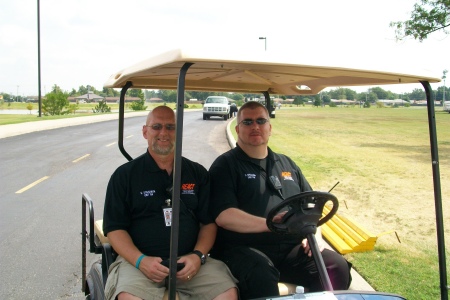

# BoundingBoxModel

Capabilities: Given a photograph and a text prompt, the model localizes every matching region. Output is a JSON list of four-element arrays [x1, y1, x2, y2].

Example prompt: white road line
[[126, 135, 133, 139], [106, 142, 116, 147], [15, 176, 50, 194], [73, 154, 90, 163]]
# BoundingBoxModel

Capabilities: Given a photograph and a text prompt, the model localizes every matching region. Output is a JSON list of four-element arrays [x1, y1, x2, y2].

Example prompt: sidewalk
[[0, 111, 149, 139]]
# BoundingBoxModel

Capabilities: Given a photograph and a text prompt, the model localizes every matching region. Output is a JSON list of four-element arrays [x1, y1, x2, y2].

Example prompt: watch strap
[[192, 250, 206, 264]]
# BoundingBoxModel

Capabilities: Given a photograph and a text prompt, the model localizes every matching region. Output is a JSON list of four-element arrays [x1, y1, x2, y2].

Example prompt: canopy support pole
[[119, 81, 133, 161], [421, 80, 448, 300], [168, 62, 193, 300]]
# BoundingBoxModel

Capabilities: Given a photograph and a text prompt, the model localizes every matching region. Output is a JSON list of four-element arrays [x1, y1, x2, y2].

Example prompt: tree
[[313, 96, 322, 107], [368, 92, 378, 102], [293, 96, 303, 106], [409, 88, 427, 100], [229, 93, 244, 101], [78, 85, 89, 95], [128, 88, 144, 100], [159, 90, 178, 103], [328, 88, 356, 100], [371, 87, 389, 100], [102, 87, 119, 97], [42, 85, 69, 115], [321, 94, 331, 104], [435, 86, 450, 101], [390, 0, 450, 41], [130, 99, 147, 111]]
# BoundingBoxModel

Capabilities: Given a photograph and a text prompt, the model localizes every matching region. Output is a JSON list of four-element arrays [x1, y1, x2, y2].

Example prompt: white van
[[203, 96, 230, 120]]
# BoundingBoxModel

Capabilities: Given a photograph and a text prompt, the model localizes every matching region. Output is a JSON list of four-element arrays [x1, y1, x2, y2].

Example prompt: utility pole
[[443, 69, 447, 106], [37, 0, 42, 117], [259, 37, 267, 51]]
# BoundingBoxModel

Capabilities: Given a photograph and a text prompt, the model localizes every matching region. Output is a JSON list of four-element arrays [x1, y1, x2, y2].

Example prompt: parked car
[[203, 96, 230, 120]]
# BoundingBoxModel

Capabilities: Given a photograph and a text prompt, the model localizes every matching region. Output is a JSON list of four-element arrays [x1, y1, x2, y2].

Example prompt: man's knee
[[322, 250, 352, 290], [223, 248, 280, 298], [117, 292, 141, 300]]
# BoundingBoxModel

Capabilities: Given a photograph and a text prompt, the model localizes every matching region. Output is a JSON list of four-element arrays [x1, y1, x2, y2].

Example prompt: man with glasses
[[209, 101, 351, 299], [103, 106, 237, 300]]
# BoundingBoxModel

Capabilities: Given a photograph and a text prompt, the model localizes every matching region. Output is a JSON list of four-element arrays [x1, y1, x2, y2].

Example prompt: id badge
[[163, 207, 172, 226]]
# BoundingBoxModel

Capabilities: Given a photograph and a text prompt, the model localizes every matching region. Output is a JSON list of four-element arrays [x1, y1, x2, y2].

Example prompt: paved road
[[0, 110, 230, 299]]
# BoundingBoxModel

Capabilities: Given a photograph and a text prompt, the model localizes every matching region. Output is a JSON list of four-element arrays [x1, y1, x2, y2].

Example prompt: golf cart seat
[[94, 220, 108, 245], [82, 194, 297, 299]]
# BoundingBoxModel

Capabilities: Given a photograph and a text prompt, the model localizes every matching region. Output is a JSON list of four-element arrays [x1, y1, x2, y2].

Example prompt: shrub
[[92, 100, 111, 113]]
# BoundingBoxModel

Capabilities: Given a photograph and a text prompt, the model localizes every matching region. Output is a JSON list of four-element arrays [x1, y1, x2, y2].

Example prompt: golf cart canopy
[[104, 49, 440, 94], [104, 49, 447, 300]]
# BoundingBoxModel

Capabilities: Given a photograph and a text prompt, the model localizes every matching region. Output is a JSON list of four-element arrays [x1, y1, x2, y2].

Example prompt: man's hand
[[138, 256, 169, 283], [272, 210, 288, 223], [175, 253, 201, 281], [301, 238, 325, 257]]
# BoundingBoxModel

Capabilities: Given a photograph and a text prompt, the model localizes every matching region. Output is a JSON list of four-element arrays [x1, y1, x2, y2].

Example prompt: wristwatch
[[192, 250, 206, 265]]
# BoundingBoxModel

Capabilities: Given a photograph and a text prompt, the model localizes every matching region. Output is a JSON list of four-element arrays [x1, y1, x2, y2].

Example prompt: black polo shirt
[[103, 151, 212, 258], [209, 144, 312, 251]]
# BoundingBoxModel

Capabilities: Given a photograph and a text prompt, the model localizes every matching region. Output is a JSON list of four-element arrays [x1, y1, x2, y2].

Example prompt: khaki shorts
[[105, 256, 238, 300]]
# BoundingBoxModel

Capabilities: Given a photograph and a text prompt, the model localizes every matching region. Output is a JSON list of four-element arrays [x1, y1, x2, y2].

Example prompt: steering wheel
[[266, 191, 339, 237]]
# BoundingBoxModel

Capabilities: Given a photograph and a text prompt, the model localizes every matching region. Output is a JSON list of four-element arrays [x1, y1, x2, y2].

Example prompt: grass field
[[233, 106, 449, 299], [2, 104, 449, 298]]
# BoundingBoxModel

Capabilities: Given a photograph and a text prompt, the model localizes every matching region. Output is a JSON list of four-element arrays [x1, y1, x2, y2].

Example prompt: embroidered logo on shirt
[[181, 183, 195, 195], [140, 190, 156, 197], [281, 171, 294, 181], [244, 173, 257, 179]]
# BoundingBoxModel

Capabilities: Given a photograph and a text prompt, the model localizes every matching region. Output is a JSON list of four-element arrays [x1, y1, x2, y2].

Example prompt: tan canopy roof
[[104, 49, 440, 95]]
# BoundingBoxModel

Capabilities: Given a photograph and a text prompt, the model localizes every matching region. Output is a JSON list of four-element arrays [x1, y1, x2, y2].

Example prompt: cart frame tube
[[422, 81, 449, 300], [167, 62, 194, 300], [119, 81, 133, 161]]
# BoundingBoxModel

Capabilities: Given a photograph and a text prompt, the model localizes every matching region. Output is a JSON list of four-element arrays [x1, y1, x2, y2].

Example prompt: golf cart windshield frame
[[107, 49, 447, 300]]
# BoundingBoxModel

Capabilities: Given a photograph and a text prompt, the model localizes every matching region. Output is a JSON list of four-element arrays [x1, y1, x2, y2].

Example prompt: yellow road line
[[16, 176, 50, 194], [73, 154, 90, 163], [106, 142, 116, 147]]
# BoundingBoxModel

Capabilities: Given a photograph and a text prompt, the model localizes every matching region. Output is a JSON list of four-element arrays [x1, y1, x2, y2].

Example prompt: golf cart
[[82, 49, 447, 299]]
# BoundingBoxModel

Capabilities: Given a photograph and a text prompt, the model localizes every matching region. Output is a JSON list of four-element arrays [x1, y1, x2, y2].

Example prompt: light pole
[[37, 0, 42, 117], [259, 37, 267, 51], [443, 69, 447, 106]]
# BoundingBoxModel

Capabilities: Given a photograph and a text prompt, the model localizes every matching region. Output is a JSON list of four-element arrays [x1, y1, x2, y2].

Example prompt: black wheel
[[266, 191, 338, 236], [85, 260, 106, 300], [203, 115, 207, 120], [224, 114, 228, 120]]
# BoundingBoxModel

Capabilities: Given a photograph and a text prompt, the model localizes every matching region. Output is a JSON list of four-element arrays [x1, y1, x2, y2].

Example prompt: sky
[[1, 0, 449, 97]]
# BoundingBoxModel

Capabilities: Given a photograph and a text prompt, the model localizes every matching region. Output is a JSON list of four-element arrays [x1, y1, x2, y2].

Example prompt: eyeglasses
[[146, 124, 176, 131], [238, 118, 269, 126]]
